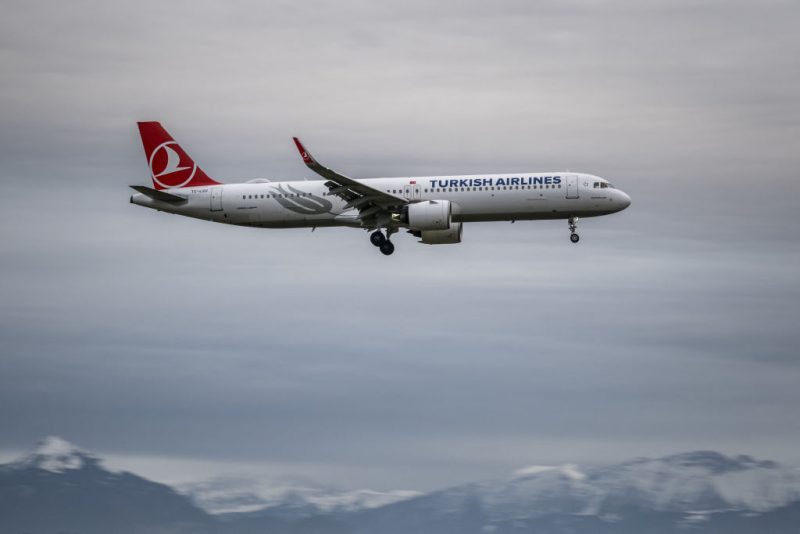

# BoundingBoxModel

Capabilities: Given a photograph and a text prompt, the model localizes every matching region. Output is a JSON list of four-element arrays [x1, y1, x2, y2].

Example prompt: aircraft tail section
[[137, 122, 221, 190]]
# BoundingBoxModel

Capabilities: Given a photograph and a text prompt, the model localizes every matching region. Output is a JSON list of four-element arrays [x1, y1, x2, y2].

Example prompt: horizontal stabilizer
[[129, 185, 187, 203]]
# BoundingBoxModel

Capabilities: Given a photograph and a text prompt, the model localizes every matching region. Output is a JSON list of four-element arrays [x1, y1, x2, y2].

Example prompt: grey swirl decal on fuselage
[[272, 184, 333, 215]]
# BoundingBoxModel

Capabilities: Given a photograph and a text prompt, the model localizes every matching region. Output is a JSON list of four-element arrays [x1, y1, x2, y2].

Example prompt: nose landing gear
[[568, 217, 580, 243], [370, 230, 396, 255]]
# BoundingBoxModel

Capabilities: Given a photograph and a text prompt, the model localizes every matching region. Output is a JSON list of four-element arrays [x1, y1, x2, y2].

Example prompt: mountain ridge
[[2, 437, 800, 533]]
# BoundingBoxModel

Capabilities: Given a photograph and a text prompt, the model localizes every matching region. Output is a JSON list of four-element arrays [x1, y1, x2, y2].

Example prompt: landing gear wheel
[[370, 231, 386, 247], [379, 241, 395, 256], [568, 217, 579, 243]]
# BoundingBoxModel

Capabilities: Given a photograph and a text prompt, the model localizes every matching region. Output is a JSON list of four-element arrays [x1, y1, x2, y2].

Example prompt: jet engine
[[405, 200, 452, 231], [420, 222, 463, 244]]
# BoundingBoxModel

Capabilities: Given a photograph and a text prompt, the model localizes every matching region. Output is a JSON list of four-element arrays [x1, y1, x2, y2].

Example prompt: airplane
[[130, 122, 631, 255]]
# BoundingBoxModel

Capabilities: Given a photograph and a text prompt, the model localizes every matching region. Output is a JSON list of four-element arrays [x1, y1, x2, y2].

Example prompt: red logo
[[149, 142, 197, 189]]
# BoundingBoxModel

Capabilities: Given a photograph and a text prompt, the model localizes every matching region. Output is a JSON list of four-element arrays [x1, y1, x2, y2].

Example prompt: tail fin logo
[[149, 142, 197, 189]]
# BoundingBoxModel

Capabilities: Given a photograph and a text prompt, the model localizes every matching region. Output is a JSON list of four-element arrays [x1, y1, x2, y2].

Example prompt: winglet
[[292, 137, 317, 166]]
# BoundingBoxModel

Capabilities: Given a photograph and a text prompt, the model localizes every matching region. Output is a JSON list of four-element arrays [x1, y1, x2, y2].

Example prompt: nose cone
[[618, 191, 631, 211]]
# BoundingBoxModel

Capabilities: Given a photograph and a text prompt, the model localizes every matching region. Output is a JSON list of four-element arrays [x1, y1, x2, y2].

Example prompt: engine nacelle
[[420, 222, 463, 244], [406, 200, 451, 231]]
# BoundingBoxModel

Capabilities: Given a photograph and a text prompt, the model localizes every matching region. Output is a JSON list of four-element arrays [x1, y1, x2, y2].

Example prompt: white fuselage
[[131, 172, 631, 229]]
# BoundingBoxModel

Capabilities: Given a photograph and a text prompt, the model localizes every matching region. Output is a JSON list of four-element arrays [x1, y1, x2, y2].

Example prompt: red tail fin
[[137, 122, 222, 190]]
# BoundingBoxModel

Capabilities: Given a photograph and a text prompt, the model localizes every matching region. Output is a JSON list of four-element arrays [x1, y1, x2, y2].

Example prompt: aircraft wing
[[292, 137, 407, 222]]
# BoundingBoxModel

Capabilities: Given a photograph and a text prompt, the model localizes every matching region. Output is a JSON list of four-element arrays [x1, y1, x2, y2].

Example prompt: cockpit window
[[594, 182, 600, 188]]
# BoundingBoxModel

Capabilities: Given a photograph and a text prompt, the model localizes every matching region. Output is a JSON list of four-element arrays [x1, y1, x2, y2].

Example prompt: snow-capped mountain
[[180, 450, 800, 533], [3, 438, 800, 533], [0, 437, 215, 534], [181, 476, 420, 516], [474, 451, 800, 519], [586, 451, 800, 514], [12, 435, 91, 472], [344, 451, 800, 534]]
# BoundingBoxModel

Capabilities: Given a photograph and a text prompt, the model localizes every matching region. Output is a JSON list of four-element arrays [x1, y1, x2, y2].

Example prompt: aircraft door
[[565, 175, 579, 199], [404, 183, 421, 201], [210, 186, 223, 211]]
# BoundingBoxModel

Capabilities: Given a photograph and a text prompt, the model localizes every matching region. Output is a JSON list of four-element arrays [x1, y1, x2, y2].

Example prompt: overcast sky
[[1, 0, 799, 492]]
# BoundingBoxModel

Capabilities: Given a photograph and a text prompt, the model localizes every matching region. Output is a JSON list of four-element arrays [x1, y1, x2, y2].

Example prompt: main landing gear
[[370, 230, 396, 256], [568, 217, 580, 243]]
